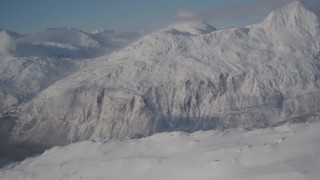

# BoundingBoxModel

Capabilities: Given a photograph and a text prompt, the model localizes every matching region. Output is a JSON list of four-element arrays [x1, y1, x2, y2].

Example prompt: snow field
[[1, 123, 320, 180]]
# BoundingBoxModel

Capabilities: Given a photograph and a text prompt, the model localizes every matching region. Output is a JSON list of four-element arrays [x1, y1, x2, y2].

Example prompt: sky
[[0, 0, 317, 34]]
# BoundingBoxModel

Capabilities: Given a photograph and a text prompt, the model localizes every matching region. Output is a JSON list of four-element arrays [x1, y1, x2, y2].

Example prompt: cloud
[[160, 9, 203, 28], [176, 10, 199, 19], [301, 0, 320, 7], [200, 0, 295, 20], [168, 0, 319, 29], [174, 9, 203, 23], [300, 0, 320, 16]]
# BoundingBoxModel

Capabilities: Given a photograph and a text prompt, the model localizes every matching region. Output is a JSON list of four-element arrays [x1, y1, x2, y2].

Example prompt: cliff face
[[7, 1, 320, 145]]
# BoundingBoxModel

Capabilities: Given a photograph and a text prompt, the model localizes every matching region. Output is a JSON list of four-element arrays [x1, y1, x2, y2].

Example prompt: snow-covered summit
[[19, 27, 101, 49], [165, 20, 217, 35], [3, 27, 141, 59], [91, 29, 115, 35], [252, 1, 319, 35]]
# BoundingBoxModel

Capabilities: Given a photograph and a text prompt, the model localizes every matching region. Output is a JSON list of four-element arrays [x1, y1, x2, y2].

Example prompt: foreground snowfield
[[1, 122, 320, 180]]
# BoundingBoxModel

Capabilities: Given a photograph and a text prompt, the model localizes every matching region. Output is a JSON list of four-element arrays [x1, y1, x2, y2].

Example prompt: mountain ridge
[[252, 0, 320, 36], [2, 1, 320, 147], [165, 20, 217, 35]]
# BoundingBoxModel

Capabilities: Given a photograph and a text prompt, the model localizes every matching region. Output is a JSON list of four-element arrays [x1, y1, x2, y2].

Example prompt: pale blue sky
[[0, 0, 295, 34]]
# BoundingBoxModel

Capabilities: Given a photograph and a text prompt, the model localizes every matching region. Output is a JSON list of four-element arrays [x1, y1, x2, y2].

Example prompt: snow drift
[[1, 123, 320, 180]]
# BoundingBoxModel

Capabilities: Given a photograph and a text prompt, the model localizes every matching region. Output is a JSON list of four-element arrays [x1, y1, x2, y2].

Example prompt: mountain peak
[[165, 20, 217, 35], [254, 1, 319, 34], [266, 0, 312, 20], [91, 29, 115, 35]]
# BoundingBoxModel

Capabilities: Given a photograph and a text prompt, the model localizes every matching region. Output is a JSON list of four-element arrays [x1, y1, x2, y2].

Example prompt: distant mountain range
[[0, 1, 319, 150]]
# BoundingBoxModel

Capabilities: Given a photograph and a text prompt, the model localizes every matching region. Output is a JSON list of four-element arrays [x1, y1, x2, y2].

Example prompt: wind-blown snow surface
[[1, 123, 320, 180], [7, 1, 320, 146]]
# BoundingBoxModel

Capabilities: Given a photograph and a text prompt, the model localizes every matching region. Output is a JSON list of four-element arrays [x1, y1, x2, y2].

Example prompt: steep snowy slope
[[0, 29, 102, 163], [0, 28, 80, 113], [0, 55, 79, 145], [0, 27, 140, 120], [0, 29, 90, 146], [7, 1, 320, 146], [0, 56, 77, 107], [1, 123, 320, 180], [0, 26, 141, 104]]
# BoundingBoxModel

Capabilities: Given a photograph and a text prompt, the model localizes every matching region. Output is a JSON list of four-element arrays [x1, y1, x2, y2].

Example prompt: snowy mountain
[[0, 28, 79, 114], [251, 0, 319, 38], [0, 27, 141, 149], [5, 1, 320, 147], [0, 27, 141, 109], [165, 20, 217, 35], [0, 28, 87, 113], [1, 123, 320, 180], [90, 29, 141, 56], [13, 28, 100, 58], [12, 27, 140, 58]]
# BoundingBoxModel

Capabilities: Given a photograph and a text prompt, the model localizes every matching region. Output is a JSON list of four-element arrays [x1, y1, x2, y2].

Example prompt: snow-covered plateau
[[0, 0, 320, 173], [1, 122, 320, 180]]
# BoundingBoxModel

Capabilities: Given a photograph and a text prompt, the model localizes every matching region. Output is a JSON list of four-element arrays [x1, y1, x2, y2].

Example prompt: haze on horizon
[[1, 0, 318, 34]]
